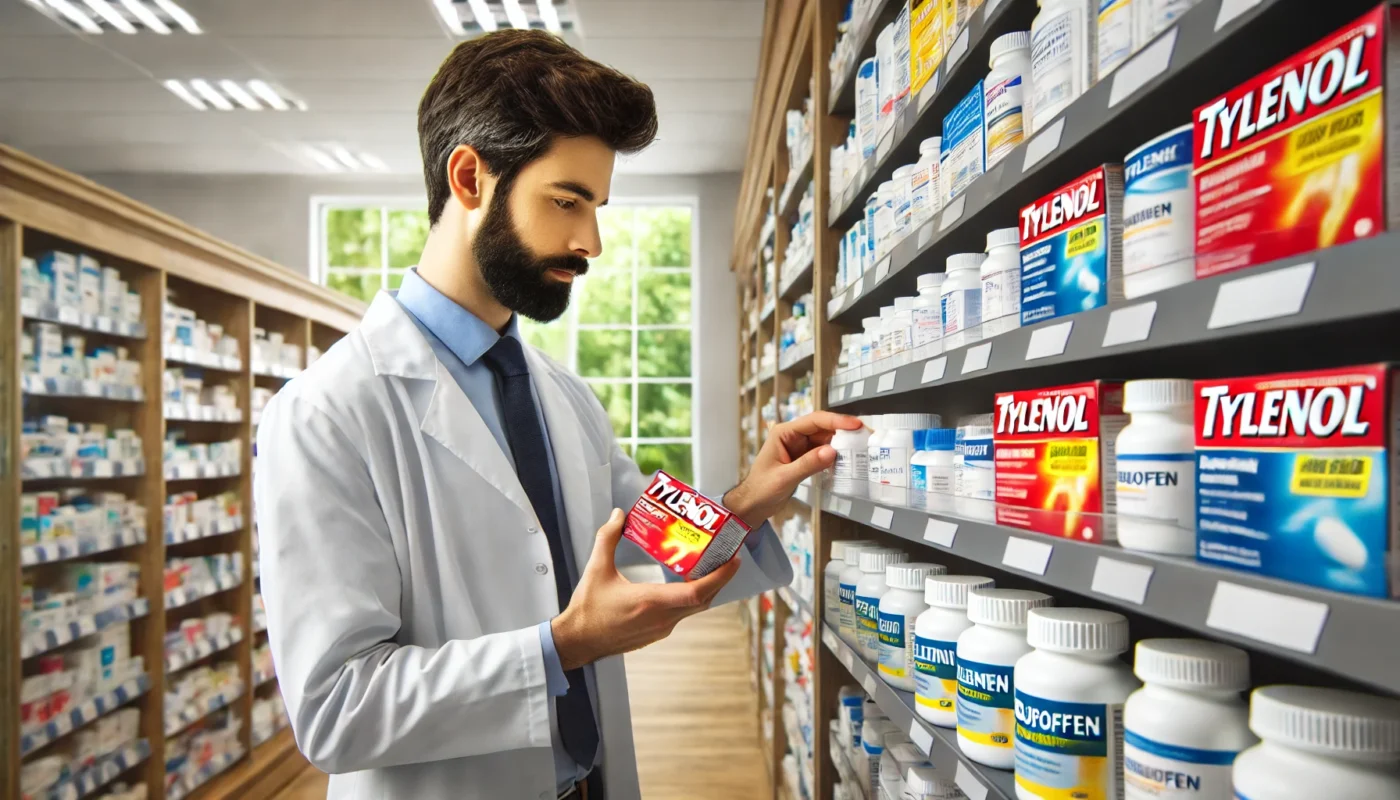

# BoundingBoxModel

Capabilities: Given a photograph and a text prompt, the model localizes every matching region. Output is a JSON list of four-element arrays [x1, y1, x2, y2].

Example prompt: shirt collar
[[394, 267, 520, 367]]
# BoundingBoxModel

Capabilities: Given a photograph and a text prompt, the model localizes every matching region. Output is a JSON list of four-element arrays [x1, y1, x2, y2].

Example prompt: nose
[[571, 214, 602, 259]]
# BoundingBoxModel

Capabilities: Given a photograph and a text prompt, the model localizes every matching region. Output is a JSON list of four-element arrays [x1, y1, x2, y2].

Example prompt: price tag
[[852, 280, 865, 299], [938, 195, 966, 231], [850, 380, 866, 397], [93, 461, 114, 478], [1216, 0, 1263, 31], [862, 673, 878, 694], [875, 257, 891, 283], [840, 648, 855, 671], [1207, 581, 1329, 654], [1022, 117, 1065, 172], [1102, 301, 1158, 347], [870, 507, 894, 529], [1001, 537, 1054, 575], [59, 306, 80, 324], [960, 343, 991, 374], [946, 27, 970, 67], [955, 762, 990, 800], [96, 316, 113, 333], [924, 518, 958, 548], [1024, 321, 1073, 361], [1091, 557, 1155, 605], [917, 72, 940, 112], [877, 131, 894, 163], [1207, 262, 1314, 330], [836, 498, 853, 516], [917, 222, 935, 250], [877, 372, 897, 393], [823, 628, 840, 651], [921, 357, 947, 384], [1109, 28, 1177, 108], [909, 719, 935, 755]]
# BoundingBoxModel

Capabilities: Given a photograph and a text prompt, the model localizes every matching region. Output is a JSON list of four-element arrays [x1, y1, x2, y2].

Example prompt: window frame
[[309, 195, 429, 288]]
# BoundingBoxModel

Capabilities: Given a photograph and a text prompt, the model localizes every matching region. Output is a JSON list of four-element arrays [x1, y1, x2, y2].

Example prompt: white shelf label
[[961, 343, 992, 374], [823, 628, 839, 651], [983, 0, 1007, 19], [862, 673, 878, 694], [1216, 0, 1263, 31], [1091, 557, 1155, 605], [850, 380, 866, 397], [1102, 301, 1158, 347], [870, 507, 894, 529], [1024, 321, 1073, 361], [946, 27, 970, 67], [877, 131, 894, 162], [1207, 262, 1314, 330], [840, 648, 855, 671], [852, 280, 866, 299], [917, 222, 935, 250], [1022, 117, 1065, 173], [954, 762, 990, 800], [834, 385, 847, 403], [918, 72, 940, 112], [1001, 537, 1053, 575], [1207, 581, 1329, 654], [909, 719, 935, 755], [875, 257, 891, 283], [924, 518, 958, 548], [836, 498, 853, 516], [1109, 28, 1177, 108], [939, 195, 966, 231], [921, 357, 947, 384], [877, 372, 897, 393]]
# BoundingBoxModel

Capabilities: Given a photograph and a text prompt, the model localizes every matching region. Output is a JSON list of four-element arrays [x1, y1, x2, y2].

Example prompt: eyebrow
[[550, 180, 607, 205]]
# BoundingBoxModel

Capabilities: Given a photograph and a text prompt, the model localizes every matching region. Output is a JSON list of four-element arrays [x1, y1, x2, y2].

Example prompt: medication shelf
[[1, 144, 362, 799]]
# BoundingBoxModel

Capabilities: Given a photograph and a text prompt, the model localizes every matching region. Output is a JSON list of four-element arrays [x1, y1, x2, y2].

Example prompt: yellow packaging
[[910, 0, 944, 95], [942, 0, 982, 56]]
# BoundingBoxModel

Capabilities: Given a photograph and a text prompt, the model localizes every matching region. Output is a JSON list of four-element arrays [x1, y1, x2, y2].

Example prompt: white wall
[[89, 170, 743, 492]]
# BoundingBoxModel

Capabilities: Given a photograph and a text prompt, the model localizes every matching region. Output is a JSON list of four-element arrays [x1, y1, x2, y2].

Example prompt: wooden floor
[[271, 606, 770, 799]]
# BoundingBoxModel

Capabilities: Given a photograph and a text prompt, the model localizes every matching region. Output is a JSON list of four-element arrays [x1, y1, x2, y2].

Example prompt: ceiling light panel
[[303, 144, 389, 174], [436, 1, 577, 37], [26, 0, 202, 34], [164, 80, 306, 112]]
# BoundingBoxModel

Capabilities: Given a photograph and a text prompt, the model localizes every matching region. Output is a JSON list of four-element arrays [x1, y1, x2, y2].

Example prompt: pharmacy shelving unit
[[2, 145, 364, 800], [731, 1, 1400, 799]]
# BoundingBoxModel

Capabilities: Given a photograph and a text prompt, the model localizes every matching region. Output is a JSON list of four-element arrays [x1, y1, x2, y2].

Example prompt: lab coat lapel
[[526, 348, 599, 569]]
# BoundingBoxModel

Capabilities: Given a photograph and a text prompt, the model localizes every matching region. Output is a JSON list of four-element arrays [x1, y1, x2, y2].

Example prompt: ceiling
[[0, 0, 762, 176]]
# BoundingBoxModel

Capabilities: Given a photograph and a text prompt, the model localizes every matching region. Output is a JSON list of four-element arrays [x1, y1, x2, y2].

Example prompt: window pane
[[637, 330, 690, 377], [593, 207, 635, 269], [388, 210, 431, 269], [634, 443, 693, 484], [387, 269, 407, 290], [577, 330, 631, 377], [587, 381, 631, 439], [326, 269, 383, 304], [638, 383, 691, 438], [519, 317, 570, 364], [325, 208, 382, 268], [634, 207, 692, 267], [576, 271, 631, 325], [637, 271, 691, 325]]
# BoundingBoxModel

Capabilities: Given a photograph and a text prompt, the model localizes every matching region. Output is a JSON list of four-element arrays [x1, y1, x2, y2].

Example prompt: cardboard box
[[622, 471, 751, 580], [1019, 165, 1124, 325], [993, 381, 1127, 542], [1193, 4, 1400, 277], [942, 79, 986, 201], [1195, 364, 1399, 597]]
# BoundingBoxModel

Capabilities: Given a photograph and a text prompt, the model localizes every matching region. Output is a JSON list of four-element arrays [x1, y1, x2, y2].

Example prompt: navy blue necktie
[[481, 335, 600, 771]]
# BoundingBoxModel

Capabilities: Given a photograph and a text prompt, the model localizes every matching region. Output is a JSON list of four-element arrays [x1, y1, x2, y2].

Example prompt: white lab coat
[[253, 293, 792, 800]]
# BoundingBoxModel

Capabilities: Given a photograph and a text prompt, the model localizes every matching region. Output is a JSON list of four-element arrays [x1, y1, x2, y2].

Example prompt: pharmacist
[[254, 29, 858, 800]]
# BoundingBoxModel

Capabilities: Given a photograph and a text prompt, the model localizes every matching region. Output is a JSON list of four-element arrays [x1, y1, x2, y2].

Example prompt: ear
[[446, 145, 488, 213]]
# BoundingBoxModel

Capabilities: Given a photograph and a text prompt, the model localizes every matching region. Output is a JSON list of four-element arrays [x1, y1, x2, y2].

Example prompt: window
[[315, 199, 697, 483]]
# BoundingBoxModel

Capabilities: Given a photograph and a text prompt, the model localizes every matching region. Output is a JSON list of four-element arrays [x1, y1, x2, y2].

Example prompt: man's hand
[[724, 410, 863, 528], [551, 508, 741, 671]]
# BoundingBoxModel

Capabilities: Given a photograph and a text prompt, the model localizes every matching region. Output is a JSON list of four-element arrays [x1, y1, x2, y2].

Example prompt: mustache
[[536, 254, 590, 277]]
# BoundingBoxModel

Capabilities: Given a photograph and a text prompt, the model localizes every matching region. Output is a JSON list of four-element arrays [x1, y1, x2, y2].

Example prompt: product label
[[877, 610, 911, 678], [914, 635, 959, 712], [1020, 165, 1123, 325], [941, 80, 986, 201], [856, 592, 882, 653], [1192, 7, 1389, 277], [1137, 0, 1194, 44], [835, 447, 870, 482], [839, 581, 859, 634], [1014, 691, 1123, 800], [913, 305, 944, 349], [943, 0, 969, 52], [985, 74, 1026, 167], [881, 446, 911, 487], [1098, 0, 1135, 78], [911, 163, 935, 222], [857, 59, 880, 157], [956, 435, 996, 500], [1031, 7, 1082, 130], [1124, 126, 1195, 277], [956, 658, 1015, 748], [1117, 452, 1196, 526], [623, 470, 750, 579], [911, 0, 944, 96], [942, 288, 982, 336], [825, 577, 840, 626], [913, 463, 929, 491], [982, 260, 1022, 324], [1124, 729, 1239, 799]]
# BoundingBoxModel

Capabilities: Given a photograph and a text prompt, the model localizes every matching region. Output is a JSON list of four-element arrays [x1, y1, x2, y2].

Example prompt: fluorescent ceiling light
[[80, 0, 136, 32], [537, 0, 561, 32], [247, 80, 290, 111], [501, 0, 529, 29], [303, 146, 343, 172], [218, 80, 262, 110], [163, 79, 206, 110], [357, 153, 389, 172], [118, 0, 168, 33], [431, 0, 461, 33], [466, 0, 497, 31], [330, 146, 362, 170], [188, 79, 233, 110], [43, 0, 103, 34], [150, 0, 198, 32]]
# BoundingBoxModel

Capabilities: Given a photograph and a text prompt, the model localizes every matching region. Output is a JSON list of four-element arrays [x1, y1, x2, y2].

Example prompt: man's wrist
[[723, 483, 765, 529], [550, 610, 591, 672]]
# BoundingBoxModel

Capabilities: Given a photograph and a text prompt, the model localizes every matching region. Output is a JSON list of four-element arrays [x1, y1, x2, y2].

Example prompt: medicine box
[[941, 79, 986, 201], [1195, 364, 1399, 598], [622, 471, 752, 580], [1193, 4, 1400, 277], [993, 381, 1127, 543], [1019, 165, 1124, 325], [909, 0, 943, 97]]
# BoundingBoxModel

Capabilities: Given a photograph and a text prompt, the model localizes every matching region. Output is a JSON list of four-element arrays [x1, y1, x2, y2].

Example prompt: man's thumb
[[589, 508, 626, 567], [782, 444, 838, 482]]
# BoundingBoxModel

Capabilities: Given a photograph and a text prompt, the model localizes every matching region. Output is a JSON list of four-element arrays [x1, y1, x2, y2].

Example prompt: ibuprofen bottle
[[956, 588, 1054, 769], [832, 419, 873, 494], [954, 413, 995, 521], [855, 548, 909, 661], [1116, 378, 1196, 556], [839, 544, 886, 646], [824, 540, 869, 628], [1013, 608, 1138, 800], [915, 575, 996, 727], [1124, 639, 1255, 800], [877, 562, 945, 691], [1233, 686, 1400, 799], [984, 31, 1031, 169]]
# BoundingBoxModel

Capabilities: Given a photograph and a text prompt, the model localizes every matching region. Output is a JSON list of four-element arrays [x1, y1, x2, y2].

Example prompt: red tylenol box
[[622, 471, 751, 580]]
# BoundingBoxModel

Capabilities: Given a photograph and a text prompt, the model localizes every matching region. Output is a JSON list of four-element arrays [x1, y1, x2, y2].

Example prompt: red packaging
[[1193, 4, 1400, 277], [622, 471, 752, 580], [993, 381, 1127, 543]]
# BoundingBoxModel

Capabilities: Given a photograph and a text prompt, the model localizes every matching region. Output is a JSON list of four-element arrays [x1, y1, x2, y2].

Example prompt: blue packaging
[[1018, 164, 1124, 326], [941, 80, 985, 202], [1122, 124, 1195, 297]]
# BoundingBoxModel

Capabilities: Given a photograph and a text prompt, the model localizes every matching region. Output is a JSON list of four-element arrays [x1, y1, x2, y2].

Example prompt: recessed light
[[188, 79, 234, 110], [117, 0, 168, 33], [163, 79, 206, 110], [537, 0, 561, 32], [218, 80, 263, 110], [164, 79, 305, 112], [466, 0, 497, 32], [80, 0, 135, 33], [303, 145, 343, 173], [330, 146, 362, 171], [501, 0, 528, 30], [302, 143, 389, 174], [431, 0, 461, 33], [42, 0, 103, 34], [150, 0, 198, 33], [357, 153, 390, 172], [247, 80, 290, 111]]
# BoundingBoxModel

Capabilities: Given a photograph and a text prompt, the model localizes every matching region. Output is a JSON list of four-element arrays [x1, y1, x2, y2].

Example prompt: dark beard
[[473, 184, 588, 322]]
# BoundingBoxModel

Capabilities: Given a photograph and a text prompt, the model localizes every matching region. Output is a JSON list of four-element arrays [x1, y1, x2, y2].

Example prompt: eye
[[553, 198, 576, 210]]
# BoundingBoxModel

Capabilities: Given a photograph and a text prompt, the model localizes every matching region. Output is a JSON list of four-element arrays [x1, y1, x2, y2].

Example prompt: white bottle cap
[[844, 542, 881, 566], [986, 227, 1020, 251], [925, 575, 996, 609], [885, 562, 945, 590], [1248, 686, 1400, 756], [895, 296, 916, 312], [917, 272, 947, 291], [946, 252, 986, 273], [989, 31, 1032, 65], [862, 718, 897, 748], [862, 316, 880, 332], [1134, 639, 1251, 692], [904, 413, 941, 429], [880, 305, 895, 319], [1026, 608, 1130, 654], [878, 180, 898, 197], [966, 588, 1053, 628], [919, 136, 941, 156], [905, 764, 957, 793], [859, 415, 877, 430], [859, 548, 908, 574], [829, 540, 867, 563], [893, 164, 916, 179], [1124, 378, 1194, 413]]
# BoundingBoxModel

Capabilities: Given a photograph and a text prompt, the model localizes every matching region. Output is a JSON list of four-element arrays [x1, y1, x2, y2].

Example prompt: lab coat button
[[535, 563, 549, 575], [527, 525, 538, 534]]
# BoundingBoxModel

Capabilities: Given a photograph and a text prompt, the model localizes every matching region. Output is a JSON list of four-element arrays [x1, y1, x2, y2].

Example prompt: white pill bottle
[[956, 588, 1054, 769], [1116, 378, 1196, 555], [914, 574, 996, 727], [1122, 124, 1196, 298], [910, 137, 944, 225], [941, 252, 985, 351], [855, 548, 909, 661], [980, 227, 1023, 338], [839, 544, 885, 646], [912, 273, 946, 360], [877, 562, 944, 691], [824, 540, 868, 628], [1013, 608, 1139, 800], [1030, 0, 1094, 134], [832, 420, 873, 494], [902, 765, 963, 799], [867, 414, 888, 486], [1123, 639, 1255, 800], [984, 31, 1031, 169], [1233, 686, 1400, 799]]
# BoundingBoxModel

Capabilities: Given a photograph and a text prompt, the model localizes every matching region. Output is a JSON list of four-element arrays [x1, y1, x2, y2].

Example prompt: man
[[254, 29, 859, 800]]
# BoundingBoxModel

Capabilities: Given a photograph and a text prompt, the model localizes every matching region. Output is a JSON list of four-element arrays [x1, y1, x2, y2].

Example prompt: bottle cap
[[986, 227, 1020, 251], [1124, 379, 1194, 413], [880, 305, 895, 319], [989, 31, 1032, 65], [1249, 686, 1400, 756], [886, 562, 945, 590], [925, 574, 996, 608], [844, 542, 881, 566], [946, 252, 986, 273], [893, 164, 916, 178], [862, 316, 880, 331], [917, 272, 947, 291], [919, 136, 941, 155], [905, 765, 958, 794], [1027, 608, 1130, 654], [958, 412, 993, 432], [922, 428, 956, 451], [895, 296, 916, 312], [829, 540, 868, 563], [859, 548, 908, 574], [878, 180, 898, 197], [966, 588, 1053, 628], [1134, 639, 1251, 691]]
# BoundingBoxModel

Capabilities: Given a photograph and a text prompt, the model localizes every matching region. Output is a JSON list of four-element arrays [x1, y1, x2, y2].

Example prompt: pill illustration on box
[[622, 471, 751, 580]]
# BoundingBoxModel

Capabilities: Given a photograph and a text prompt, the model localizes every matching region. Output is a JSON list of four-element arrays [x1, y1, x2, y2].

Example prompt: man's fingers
[[688, 558, 741, 606], [641, 557, 741, 611], [777, 444, 839, 483], [778, 411, 863, 439], [584, 508, 626, 577]]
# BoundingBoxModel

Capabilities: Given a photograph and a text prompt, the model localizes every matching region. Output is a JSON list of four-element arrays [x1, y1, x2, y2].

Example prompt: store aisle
[[272, 606, 768, 800]]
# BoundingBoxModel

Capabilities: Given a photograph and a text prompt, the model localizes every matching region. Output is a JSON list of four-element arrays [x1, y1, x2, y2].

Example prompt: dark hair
[[418, 29, 658, 224]]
